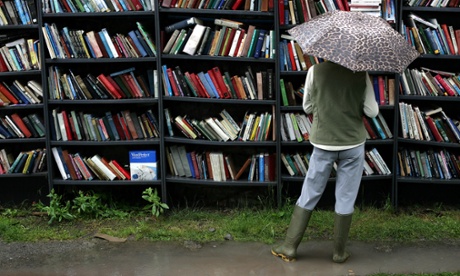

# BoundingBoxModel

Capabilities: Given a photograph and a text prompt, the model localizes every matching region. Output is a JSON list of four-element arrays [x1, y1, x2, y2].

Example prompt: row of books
[[403, 13, 460, 56], [399, 103, 460, 143], [371, 75, 395, 106], [279, 36, 320, 72], [161, 64, 274, 100], [50, 108, 160, 141], [0, 79, 42, 105], [160, 0, 271, 10], [281, 147, 391, 177], [405, 0, 460, 8], [43, 0, 155, 13], [0, 0, 37, 25], [42, 22, 157, 59], [400, 67, 460, 97], [166, 145, 275, 181], [363, 113, 394, 140], [52, 147, 130, 180], [0, 38, 40, 72], [0, 148, 46, 175], [164, 19, 274, 59], [0, 113, 45, 139], [48, 66, 158, 100], [165, 107, 274, 141], [397, 147, 460, 179]]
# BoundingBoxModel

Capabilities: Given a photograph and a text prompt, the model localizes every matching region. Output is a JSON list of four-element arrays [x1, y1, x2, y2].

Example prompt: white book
[[280, 153, 295, 176], [414, 106, 431, 141], [227, 29, 241, 57], [56, 112, 68, 141], [284, 113, 296, 141], [182, 24, 206, 56], [51, 147, 70, 180], [242, 113, 256, 141], [372, 148, 391, 175], [5, 115, 24, 138], [363, 159, 375, 176], [91, 155, 117, 180], [209, 152, 222, 181], [101, 28, 119, 58], [205, 117, 230, 141]]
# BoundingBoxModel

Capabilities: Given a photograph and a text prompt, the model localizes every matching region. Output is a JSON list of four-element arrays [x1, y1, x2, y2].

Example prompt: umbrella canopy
[[287, 11, 420, 73]]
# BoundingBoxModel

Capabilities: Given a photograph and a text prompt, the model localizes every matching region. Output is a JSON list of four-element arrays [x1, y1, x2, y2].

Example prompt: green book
[[246, 29, 260, 57], [280, 79, 289, 106]]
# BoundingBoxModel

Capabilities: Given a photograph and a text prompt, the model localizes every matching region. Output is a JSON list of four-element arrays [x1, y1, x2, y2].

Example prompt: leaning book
[[129, 150, 157, 180]]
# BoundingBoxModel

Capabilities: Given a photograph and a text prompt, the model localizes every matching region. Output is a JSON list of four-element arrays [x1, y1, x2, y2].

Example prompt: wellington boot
[[271, 205, 312, 262], [332, 213, 352, 263]]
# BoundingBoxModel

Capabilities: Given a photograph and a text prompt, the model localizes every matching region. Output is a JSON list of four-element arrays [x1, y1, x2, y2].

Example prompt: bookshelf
[[10, 0, 458, 209], [396, 2, 460, 208]]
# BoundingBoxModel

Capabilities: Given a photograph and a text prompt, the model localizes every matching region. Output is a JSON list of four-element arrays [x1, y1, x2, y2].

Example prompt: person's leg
[[272, 147, 336, 262], [332, 145, 365, 263]]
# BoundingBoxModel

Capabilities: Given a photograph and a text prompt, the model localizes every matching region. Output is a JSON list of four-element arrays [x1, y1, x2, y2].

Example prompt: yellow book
[[22, 151, 34, 174], [77, 30, 91, 58], [249, 115, 261, 141]]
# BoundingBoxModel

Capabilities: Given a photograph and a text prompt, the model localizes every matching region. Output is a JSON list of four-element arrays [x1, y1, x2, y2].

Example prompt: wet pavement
[[0, 240, 459, 276]]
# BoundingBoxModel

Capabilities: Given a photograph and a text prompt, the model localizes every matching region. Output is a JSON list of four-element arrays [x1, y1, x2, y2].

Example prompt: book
[[164, 17, 203, 33], [129, 150, 157, 180]]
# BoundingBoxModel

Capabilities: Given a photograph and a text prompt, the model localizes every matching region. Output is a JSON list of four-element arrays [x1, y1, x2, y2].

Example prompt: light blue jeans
[[296, 144, 365, 215]]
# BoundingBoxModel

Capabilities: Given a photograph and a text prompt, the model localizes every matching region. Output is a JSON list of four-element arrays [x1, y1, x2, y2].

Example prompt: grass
[[1, 203, 459, 244]]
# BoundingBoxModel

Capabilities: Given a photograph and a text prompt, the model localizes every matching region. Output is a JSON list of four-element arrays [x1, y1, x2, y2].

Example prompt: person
[[271, 61, 379, 263]]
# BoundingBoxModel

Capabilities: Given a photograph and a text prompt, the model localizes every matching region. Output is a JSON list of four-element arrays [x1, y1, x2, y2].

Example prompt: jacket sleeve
[[363, 72, 379, 118]]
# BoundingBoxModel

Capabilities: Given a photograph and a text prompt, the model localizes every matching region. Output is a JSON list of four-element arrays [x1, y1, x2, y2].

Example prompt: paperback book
[[129, 150, 157, 180]]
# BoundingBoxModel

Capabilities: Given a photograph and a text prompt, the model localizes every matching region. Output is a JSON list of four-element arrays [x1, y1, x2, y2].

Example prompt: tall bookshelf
[[9, 0, 457, 209], [395, 2, 460, 208]]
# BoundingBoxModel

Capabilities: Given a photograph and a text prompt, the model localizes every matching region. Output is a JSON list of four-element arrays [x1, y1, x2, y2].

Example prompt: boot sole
[[271, 249, 296, 262]]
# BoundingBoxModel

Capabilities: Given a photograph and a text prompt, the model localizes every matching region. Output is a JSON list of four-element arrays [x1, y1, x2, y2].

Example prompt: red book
[[211, 67, 231, 98], [441, 24, 455, 55], [121, 110, 139, 139], [192, 73, 211, 98], [122, 74, 142, 98], [425, 115, 443, 142], [10, 113, 32, 138], [110, 159, 131, 180], [222, 28, 236, 56], [335, 0, 345, 10], [62, 150, 78, 180], [112, 113, 126, 140], [231, 29, 245, 57], [342, 0, 350, 11], [190, 151, 200, 179], [167, 68, 181, 96], [0, 82, 19, 104], [68, 114, 78, 140], [0, 54, 9, 72], [363, 116, 377, 140], [110, 37, 124, 58], [61, 110, 73, 141], [207, 69, 226, 98], [278, 0, 284, 25], [286, 42, 297, 71], [129, 0, 144, 10], [455, 30, 460, 55], [187, 72, 204, 97], [298, 0, 308, 21], [434, 74, 456, 96], [97, 74, 123, 99], [231, 0, 244, 9], [105, 75, 126, 98], [117, 113, 132, 140], [378, 76, 386, 105]]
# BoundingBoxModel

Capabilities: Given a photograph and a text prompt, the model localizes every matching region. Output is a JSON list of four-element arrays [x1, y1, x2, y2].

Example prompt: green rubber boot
[[332, 213, 353, 263], [271, 205, 312, 262]]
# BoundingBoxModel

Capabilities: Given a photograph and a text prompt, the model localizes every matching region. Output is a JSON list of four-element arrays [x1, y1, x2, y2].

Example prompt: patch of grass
[[1, 204, 460, 245]]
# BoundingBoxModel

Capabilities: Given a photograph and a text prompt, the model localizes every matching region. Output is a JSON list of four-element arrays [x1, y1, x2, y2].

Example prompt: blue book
[[423, 28, 440, 55], [431, 30, 445, 55], [253, 29, 266, 59], [161, 65, 173, 96], [0, 123, 13, 138], [186, 152, 195, 179], [258, 153, 264, 182], [129, 150, 157, 180], [204, 72, 220, 98], [66, 75, 79, 99], [97, 31, 113, 58], [279, 40, 285, 71], [9, 83, 30, 104], [197, 72, 216, 98], [110, 67, 136, 77], [14, 0, 28, 24], [371, 117, 387, 139], [83, 36, 97, 58], [128, 30, 148, 57]]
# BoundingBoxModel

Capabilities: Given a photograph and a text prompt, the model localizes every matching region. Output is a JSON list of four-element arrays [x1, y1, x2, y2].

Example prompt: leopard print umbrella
[[287, 10, 420, 73]]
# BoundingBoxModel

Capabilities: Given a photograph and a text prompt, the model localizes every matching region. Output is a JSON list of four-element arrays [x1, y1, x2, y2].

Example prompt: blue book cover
[[258, 153, 264, 182], [161, 65, 173, 96], [9, 83, 29, 104], [129, 150, 157, 180], [204, 72, 220, 99], [186, 152, 195, 178], [253, 29, 266, 59], [128, 30, 148, 57], [97, 31, 113, 58]]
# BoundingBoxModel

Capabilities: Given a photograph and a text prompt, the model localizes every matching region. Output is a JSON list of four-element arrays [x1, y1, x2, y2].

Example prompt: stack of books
[[400, 67, 460, 97], [0, 38, 40, 72], [0, 0, 37, 25], [50, 109, 160, 141], [0, 113, 45, 139], [280, 112, 311, 142], [1, 148, 46, 174], [52, 147, 131, 180], [0, 80, 42, 105], [42, 22, 156, 59], [161, 64, 273, 100]]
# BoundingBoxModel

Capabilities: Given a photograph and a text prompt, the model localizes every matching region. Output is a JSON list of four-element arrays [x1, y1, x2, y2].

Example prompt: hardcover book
[[129, 150, 157, 180]]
